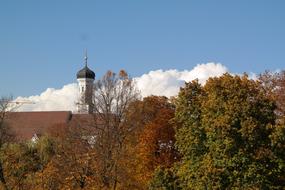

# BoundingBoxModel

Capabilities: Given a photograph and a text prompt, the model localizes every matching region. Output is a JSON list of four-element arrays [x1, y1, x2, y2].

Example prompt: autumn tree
[[174, 74, 284, 189], [0, 97, 16, 190], [1, 123, 95, 190], [259, 70, 285, 187], [90, 70, 140, 189], [30, 70, 140, 190], [123, 96, 178, 188], [276, 71, 285, 118], [259, 70, 285, 120], [1, 143, 39, 190], [39, 124, 95, 190], [32, 135, 58, 190]]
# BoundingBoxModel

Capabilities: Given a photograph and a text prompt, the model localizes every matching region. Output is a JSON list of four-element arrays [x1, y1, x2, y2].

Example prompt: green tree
[[0, 135, 57, 190], [149, 167, 181, 190], [1, 142, 40, 190], [175, 74, 284, 189]]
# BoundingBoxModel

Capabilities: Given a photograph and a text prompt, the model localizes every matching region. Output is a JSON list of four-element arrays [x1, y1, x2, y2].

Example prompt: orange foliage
[[123, 96, 178, 188]]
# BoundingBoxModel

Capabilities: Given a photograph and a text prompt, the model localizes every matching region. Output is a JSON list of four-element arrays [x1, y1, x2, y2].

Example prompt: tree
[[129, 96, 178, 188], [174, 74, 284, 189], [41, 124, 95, 189], [149, 167, 181, 190], [90, 70, 140, 189], [32, 135, 57, 189], [1, 142, 40, 190], [259, 70, 285, 120], [0, 97, 15, 190]]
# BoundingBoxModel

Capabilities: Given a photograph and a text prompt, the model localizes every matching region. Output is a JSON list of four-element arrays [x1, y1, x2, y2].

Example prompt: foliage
[[137, 97, 177, 182], [259, 70, 285, 120], [0, 96, 16, 190], [43, 125, 95, 189], [1, 71, 285, 189], [90, 70, 140, 189], [122, 96, 178, 189], [174, 73, 284, 189], [149, 167, 181, 190], [0, 135, 56, 190]]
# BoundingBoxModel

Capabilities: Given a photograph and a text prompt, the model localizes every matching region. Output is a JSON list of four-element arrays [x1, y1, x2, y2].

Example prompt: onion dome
[[77, 65, 95, 79], [76, 51, 95, 79]]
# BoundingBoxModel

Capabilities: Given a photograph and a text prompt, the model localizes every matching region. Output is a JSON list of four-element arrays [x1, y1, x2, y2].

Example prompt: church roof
[[76, 65, 95, 79], [77, 52, 95, 79], [4, 111, 103, 140], [5, 111, 73, 140]]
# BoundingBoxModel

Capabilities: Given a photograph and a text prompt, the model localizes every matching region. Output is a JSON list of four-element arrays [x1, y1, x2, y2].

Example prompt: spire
[[77, 50, 95, 79], [84, 49, 88, 66]]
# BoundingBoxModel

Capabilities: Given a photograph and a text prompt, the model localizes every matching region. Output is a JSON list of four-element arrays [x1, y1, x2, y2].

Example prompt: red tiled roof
[[71, 114, 96, 127], [5, 111, 72, 140]]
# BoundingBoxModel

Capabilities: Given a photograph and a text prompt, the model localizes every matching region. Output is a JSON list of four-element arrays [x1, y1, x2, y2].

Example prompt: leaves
[[174, 73, 284, 189], [0, 71, 285, 189]]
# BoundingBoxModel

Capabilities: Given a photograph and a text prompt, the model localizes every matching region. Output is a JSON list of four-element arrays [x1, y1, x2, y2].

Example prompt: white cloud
[[15, 63, 228, 112], [15, 83, 79, 112], [135, 62, 228, 97]]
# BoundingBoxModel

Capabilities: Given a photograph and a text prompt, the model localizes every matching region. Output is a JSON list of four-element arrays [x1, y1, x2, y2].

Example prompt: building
[[76, 52, 95, 114], [4, 53, 96, 140]]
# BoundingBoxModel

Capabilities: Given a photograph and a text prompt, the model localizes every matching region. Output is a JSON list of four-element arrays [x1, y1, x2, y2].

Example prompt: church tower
[[76, 52, 95, 114]]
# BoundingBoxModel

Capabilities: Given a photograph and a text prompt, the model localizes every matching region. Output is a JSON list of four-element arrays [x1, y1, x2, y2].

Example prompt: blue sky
[[0, 0, 284, 97]]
